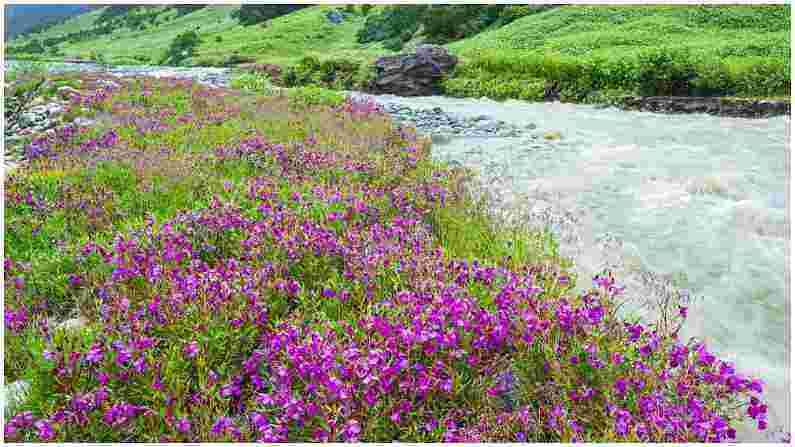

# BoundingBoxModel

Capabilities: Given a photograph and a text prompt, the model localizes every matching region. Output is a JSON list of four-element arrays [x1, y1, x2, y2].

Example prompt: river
[[361, 94, 790, 441], [5, 61, 791, 440]]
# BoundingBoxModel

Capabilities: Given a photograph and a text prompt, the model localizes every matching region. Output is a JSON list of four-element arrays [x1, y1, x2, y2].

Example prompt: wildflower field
[[3, 73, 772, 442]]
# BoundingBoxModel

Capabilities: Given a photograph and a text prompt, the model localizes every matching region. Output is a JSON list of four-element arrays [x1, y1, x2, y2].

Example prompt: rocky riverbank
[[381, 101, 533, 139], [617, 95, 791, 118]]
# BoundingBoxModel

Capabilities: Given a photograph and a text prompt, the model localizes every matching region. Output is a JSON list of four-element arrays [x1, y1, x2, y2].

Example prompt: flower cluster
[[4, 74, 780, 443]]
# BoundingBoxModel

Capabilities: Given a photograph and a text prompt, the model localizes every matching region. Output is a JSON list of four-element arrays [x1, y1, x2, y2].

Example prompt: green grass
[[446, 5, 790, 100], [8, 6, 394, 67], [449, 6, 789, 57]]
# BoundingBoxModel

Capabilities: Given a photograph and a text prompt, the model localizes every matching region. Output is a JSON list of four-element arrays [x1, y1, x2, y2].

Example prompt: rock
[[4, 380, 30, 418], [97, 79, 120, 89], [55, 317, 88, 332], [74, 117, 96, 127], [57, 86, 81, 100], [431, 134, 452, 145], [327, 10, 345, 24], [474, 114, 491, 121], [29, 103, 65, 117], [371, 45, 458, 96], [543, 131, 562, 141], [476, 120, 497, 131], [525, 123, 537, 130], [498, 129, 520, 138]]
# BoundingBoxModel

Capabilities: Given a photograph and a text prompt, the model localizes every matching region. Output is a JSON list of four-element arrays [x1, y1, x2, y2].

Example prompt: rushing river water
[[5, 61, 791, 440], [360, 94, 790, 440]]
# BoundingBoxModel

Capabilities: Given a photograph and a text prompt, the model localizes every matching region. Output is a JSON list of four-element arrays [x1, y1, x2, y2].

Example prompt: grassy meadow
[[7, 6, 394, 67]]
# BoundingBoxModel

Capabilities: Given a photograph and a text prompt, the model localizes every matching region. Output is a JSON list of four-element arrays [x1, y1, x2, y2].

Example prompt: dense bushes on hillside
[[449, 47, 790, 101], [280, 56, 368, 91], [232, 5, 311, 26], [170, 6, 206, 17], [356, 5, 425, 50], [160, 30, 202, 66], [357, 5, 556, 50], [8, 39, 46, 55]]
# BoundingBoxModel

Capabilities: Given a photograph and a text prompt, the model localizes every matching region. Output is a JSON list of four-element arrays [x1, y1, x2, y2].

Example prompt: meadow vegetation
[[3, 68, 774, 442], [446, 5, 790, 100], [6, 5, 789, 102]]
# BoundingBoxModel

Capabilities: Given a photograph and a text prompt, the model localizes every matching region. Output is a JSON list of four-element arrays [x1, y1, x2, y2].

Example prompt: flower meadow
[[3, 73, 774, 442]]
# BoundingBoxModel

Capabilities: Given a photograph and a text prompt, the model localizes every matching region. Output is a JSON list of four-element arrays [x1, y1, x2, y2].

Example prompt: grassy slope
[[440, 5, 791, 100], [449, 5, 789, 59], [10, 6, 393, 66]]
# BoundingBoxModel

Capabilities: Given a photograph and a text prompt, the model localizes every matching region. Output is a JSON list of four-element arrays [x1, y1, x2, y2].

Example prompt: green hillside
[[6, 5, 791, 100], [445, 5, 790, 100], [6, 6, 393, 66]]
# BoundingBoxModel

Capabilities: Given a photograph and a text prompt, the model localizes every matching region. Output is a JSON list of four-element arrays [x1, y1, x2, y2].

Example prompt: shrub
[[634, 47, 696, 96], [160, 30, 201, 66], [419, 5, 502, 42], [286, 85, 346, 109], [230, 72, 275, 94], [280, 57, 363, 90], [443, 77, 546, 101], [8, 39, 45, 54]]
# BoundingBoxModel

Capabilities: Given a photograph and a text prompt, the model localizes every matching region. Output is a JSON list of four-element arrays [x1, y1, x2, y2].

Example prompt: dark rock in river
[[371, 45, 458, 97]]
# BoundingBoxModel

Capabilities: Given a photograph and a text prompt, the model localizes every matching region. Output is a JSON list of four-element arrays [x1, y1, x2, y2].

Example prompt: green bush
[[160, 30, 201, 66], [635, 47, 696, 95], [443, 77, 546, 101], [285, 85, 346, 109], [281, 56, 363, 90], [356, 6, 425, 45], [231, 72, 275, 94]]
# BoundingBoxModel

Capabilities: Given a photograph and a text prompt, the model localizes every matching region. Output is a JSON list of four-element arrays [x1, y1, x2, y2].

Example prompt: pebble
[[74, 117, 96, 127], [380, 101, 531, 139], [543, 131, 562, 141]]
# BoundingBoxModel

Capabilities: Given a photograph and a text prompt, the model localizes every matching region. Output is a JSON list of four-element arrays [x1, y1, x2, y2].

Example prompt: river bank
[[7, 59, 791, 120]]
